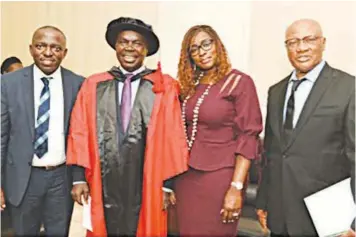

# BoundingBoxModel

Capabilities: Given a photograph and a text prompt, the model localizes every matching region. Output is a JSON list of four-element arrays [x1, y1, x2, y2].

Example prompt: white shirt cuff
[[162, 187, 173, 193], [73, 181, 86, 185]]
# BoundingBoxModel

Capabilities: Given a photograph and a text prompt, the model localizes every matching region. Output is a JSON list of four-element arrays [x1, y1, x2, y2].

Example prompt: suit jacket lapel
[[284, 63, 334, 150], [61, 68, 73, 134], [22, 65, 35, 139], [273, 77, 289, 145]]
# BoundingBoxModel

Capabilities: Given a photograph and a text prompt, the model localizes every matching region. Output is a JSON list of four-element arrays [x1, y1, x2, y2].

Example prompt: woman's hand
[[220, 187, 243, 223]]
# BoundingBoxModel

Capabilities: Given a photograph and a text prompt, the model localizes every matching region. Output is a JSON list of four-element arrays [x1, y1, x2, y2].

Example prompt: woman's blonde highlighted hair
[[177, 25, 231, 98]]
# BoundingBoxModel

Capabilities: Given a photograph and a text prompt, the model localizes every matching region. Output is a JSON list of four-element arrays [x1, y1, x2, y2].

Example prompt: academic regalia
[[66, 65, 188, 237]]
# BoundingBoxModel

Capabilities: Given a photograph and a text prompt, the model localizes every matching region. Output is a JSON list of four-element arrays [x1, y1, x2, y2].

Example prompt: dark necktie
[[34, 77, 51, 158], [121, 73, 134, 132], [284, 78, 306, 130]]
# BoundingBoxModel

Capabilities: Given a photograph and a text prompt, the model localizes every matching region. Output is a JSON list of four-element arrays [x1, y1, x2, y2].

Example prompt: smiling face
[[285, 19, 325, 78], [29, 28, 67, 75], [115, 30, 148, 72], [189, 31, 217, 71]]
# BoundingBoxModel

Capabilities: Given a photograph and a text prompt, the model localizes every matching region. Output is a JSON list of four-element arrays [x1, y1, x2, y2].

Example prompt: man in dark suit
[[255, 19, 355, 237], [1, 25, 84, 236]]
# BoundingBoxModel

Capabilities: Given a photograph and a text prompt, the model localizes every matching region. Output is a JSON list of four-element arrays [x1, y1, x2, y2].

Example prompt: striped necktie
[[34, 77, 51, 158]]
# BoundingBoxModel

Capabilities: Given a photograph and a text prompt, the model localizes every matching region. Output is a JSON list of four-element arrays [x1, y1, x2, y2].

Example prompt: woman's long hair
[[177, 25, 231, 99]]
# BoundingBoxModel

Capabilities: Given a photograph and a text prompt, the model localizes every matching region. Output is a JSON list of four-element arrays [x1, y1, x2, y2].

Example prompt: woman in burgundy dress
[[172, 25, 263, 237]]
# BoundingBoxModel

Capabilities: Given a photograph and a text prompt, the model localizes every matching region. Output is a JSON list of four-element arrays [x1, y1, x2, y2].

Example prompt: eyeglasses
[[189, 39, 214, 56], [285, 36, 323, 49]]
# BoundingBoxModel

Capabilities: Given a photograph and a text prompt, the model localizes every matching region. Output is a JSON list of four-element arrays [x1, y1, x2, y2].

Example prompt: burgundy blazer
[[184, 69, 263, 171]]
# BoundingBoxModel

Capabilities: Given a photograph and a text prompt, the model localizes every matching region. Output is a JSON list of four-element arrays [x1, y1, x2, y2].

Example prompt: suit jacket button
[[28, 161, 32, 166], [283, 155, 287, 158]]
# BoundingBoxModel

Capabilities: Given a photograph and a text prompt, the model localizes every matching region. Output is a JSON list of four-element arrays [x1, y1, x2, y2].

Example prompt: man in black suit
[[255, 19, 355, 237], [1, 25, 84, 236]]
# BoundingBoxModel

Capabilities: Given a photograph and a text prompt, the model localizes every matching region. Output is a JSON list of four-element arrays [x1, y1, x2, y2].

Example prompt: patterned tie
[[121, 73, 134, 132], [34, 77, 51, 158], [284, 78, 306, 130]]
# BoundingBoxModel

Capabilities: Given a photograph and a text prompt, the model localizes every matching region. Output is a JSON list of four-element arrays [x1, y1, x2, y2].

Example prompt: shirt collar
[[33, 64, 61, 80], [289, 60, 326, 83], [120, 65, 146, 76]]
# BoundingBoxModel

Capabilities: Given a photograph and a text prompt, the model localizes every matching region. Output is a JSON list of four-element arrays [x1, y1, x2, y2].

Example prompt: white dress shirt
[[32, 65, 66, 167], [283, 60, 326, 128]]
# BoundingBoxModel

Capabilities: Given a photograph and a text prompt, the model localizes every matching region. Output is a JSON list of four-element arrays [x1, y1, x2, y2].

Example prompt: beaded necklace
[[181, 73, 213, 151]]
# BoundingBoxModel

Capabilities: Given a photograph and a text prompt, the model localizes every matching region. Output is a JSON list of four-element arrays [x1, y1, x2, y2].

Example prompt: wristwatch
[[231, 181, 244, 190]]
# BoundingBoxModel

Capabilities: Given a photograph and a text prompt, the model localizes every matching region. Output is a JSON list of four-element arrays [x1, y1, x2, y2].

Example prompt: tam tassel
[[152, 61, 165, 93]]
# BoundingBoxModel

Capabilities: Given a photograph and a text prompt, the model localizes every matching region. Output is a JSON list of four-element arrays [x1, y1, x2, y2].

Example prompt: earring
[[193, 64, 196, 71]]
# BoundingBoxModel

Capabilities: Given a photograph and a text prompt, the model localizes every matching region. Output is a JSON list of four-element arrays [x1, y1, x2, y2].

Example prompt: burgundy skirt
[[175, 167, 238, 237]]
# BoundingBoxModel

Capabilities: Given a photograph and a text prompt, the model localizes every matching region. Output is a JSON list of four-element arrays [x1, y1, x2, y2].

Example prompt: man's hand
[[163, 191, 170, 210], [1, 189, 6, 211], [169, 191, 176, 206], [163, 190, 177, 210], [340, 229, 356, 237], [71, 183, 89, 205], [256, 209, 268, 233]]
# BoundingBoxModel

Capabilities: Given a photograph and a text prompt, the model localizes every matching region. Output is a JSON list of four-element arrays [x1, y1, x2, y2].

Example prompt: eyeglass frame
[[284, 35, 324, 49], [189, 39, 214, 56]]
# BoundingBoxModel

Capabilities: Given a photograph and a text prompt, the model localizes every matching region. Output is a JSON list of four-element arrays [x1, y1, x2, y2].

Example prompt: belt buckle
[[45, 165, 55, 171]]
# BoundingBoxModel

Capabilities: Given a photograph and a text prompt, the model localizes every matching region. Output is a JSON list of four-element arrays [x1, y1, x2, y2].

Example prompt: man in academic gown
[[66, 17, 188, 237]]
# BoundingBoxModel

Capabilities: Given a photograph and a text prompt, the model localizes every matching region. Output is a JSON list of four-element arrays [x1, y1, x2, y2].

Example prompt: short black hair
[[1, 56, 22, 74], [33, 25, 67, 41]]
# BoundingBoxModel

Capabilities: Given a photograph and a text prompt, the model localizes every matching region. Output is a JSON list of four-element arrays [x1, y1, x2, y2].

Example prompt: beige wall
[[249, 1, 356, 120], [156, 1, 251, 75], [2, 1, 355, 122]]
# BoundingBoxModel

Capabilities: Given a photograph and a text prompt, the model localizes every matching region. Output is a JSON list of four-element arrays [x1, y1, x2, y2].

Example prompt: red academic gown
[[66, 66, 188, 237]]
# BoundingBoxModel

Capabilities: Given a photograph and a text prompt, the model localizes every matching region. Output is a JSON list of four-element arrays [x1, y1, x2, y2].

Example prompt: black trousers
[[9, 165, 72, 237], [1, 208, 14, 235]]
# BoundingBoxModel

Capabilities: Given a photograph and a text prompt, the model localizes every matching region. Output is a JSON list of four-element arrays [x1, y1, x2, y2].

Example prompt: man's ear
[[29, 44, 34, 57], [321, 37, 326, 51], [63, 48, 68, 58]]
